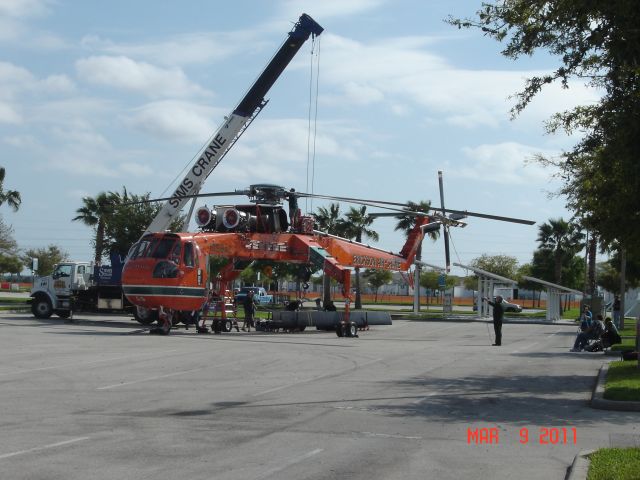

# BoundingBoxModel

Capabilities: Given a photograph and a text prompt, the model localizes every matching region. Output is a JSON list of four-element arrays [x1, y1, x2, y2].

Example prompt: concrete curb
[[566, 449, 595, 480], [590, 363, 640, 411], [396, 315, 577, 326]]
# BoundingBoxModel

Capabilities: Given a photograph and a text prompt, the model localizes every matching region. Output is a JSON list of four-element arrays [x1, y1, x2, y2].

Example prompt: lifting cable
[[305, 35, 321, 215], [447, 228, 465, 273]]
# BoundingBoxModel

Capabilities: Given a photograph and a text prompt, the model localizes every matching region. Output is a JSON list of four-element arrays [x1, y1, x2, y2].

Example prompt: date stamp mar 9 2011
[[467, 427, 578, 445]]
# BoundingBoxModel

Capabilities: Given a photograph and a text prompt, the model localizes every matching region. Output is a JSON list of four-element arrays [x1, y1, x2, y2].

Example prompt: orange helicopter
[[121, 184, 534, 336]]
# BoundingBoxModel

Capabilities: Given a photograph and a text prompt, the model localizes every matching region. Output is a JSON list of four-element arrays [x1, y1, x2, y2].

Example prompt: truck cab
[[31, 262, 93, 319], [234, 286, 273, 305]]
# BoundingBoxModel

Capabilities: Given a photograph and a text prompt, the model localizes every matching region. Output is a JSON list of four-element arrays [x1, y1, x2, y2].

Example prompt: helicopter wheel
[[346, 322, 358, 338], [134, 306, 157, 326]]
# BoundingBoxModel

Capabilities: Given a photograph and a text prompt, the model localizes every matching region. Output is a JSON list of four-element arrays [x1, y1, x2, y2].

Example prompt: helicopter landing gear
[[335, 321, 358, 338]]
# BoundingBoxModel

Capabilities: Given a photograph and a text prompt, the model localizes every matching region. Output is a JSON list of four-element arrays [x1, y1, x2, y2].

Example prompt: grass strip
[[0, 297, 30, 304], [587, 448, 640, 480], [603, 361, 640, 401]]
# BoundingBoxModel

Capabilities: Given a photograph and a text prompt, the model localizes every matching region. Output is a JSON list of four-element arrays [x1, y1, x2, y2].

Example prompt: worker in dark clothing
[[242, 291, 257, 332], [287, 188, 300, 231], [483, 295, 505, 346]]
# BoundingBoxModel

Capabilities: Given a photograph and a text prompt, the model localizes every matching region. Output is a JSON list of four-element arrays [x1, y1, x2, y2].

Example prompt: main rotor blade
[[114, 191, 245, 207], [297, 192, 535, 225]]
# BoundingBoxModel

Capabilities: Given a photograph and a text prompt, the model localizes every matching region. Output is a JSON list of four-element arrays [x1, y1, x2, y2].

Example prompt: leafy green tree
[[21, 245, 68, 277], [0, 167, 21, 211], [0, 216, 21, 278], [239, 265, 257, 285], [0, 254, 22, 277], [338, 206, 380, 309], [420, 270, 455, 304], [363, 269, 392, 302], [0, 216, 18, 256], [530, 247, 584, 291], [74, 188, 185, 263], [103, 189, 184, 257], [448, 1, 640, 254], [314, 203, 345, 305], [463, 254, 519, 293], [536, 218, 584, 284], [605, 248, 640, 289], [472, 254, 518, 278], [597, 253, 640, 295], [517, 263, 541, 308]]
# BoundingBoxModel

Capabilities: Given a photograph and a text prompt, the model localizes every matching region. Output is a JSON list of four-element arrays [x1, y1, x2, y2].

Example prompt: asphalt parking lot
[[0, 312, 637, 480]]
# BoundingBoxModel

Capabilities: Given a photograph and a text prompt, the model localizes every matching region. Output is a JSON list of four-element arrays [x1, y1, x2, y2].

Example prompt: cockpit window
[[169, 242, 182, 265], [127, 237, 179, 260], [183, 242, 195, 267], [128, 240, 150, 260], [148, 237, 176, 259]]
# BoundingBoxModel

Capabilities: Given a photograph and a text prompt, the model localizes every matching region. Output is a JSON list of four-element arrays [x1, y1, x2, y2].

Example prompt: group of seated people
[[570, 305, 622, 352]]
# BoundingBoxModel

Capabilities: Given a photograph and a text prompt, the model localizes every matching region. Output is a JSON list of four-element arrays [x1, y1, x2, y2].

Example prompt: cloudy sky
[[1, 0, 598, 277]]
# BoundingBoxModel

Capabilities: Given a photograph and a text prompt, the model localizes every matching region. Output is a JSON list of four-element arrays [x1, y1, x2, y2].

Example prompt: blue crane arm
[[233, 13, 323, 117]]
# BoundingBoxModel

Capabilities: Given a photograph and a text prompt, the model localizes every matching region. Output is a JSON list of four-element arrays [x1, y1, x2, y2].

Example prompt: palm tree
[[314, 203, 343, 235], [73, 191, 120, 264], [314, 203, 344, 306], [536, 218, 585, 285], [0, 167, 21, 211], [339, 205, 380, 309], [394, 200, 438, 312]]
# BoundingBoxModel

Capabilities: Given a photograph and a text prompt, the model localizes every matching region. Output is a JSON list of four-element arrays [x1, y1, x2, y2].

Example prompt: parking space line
[[254, 358, 383, 396], [0, 350, 180, 378], [0, 437, 90, 460], [97, 366, 207, 390], [96, 358, 242, 390], [257, 448, 323, 479]]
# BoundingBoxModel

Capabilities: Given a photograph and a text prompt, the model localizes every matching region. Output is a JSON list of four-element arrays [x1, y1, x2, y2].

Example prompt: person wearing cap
[[482, 295, 505, 346]]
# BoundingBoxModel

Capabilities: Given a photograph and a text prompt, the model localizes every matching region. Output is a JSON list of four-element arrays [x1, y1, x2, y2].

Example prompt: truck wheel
[[32, 295, 53, 319], [134, 306, 158, 325], [223, 320, 232, 332], [346, 322, 358, 338], [335, 323, 344, 337]]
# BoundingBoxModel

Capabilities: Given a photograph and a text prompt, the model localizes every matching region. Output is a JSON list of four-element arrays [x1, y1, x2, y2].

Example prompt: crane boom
[[145, 13, 323, 234]]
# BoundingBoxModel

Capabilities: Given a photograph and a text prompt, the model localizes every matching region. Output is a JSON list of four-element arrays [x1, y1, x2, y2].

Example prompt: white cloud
[[452, 142, 560, 185], [2, 133, 35, 146], [0, 62, 74, 105], [125, 100, 220, 144], [75, 56, 212, 98], [0, 0, 52, 18], [39, 74, 75, 93], [317, 33, 599, 130], [80, 31, 261, 67], [0, 61, 33, 92], [0, 101, 22, 123], [278, 0, 385, 19], [119, 162, 154, 177]]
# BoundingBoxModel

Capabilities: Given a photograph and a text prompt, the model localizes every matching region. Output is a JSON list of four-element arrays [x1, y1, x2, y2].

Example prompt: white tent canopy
[[522, 275, 582, 322], [454, 263, 518, 319]]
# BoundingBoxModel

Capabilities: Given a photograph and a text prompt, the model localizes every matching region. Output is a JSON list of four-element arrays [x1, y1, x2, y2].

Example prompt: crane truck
[[29, 13, 323, 323]]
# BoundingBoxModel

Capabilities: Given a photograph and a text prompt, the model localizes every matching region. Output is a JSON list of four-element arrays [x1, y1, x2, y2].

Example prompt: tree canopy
[[21, 245, 68, 277], [449, 0, 640, 252], [74, 188, 185, 262]]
